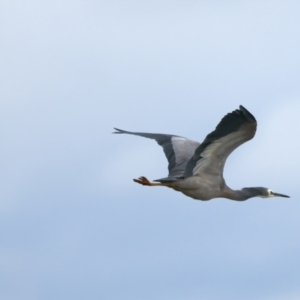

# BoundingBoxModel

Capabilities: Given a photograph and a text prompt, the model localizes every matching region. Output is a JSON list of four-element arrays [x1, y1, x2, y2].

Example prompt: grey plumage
[[113, 129, 200, 181], [113, 105, 290, 201]]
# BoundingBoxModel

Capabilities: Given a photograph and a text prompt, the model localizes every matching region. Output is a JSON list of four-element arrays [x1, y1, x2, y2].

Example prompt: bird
[[113, 105, 289, 201]]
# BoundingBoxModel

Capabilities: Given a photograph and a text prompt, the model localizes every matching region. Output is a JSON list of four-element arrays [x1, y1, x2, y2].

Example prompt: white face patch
[[259, 188, 274, 198]]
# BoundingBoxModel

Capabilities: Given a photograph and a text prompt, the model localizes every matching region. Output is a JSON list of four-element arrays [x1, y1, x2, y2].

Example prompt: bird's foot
[[133, 176, 152, 186]]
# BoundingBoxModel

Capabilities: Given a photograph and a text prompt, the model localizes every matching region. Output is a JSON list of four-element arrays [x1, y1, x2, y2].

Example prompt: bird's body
[[173, 175, 224, 200], [114, 105, 289, 201]]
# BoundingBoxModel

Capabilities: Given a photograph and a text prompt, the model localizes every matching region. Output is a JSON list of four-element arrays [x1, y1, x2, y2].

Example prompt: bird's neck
[[223, 187, 261, 201]]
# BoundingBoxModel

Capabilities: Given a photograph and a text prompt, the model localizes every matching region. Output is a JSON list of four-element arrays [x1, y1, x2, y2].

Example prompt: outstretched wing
[[113, 128, 200, 181], [184, 105, 257, 179]]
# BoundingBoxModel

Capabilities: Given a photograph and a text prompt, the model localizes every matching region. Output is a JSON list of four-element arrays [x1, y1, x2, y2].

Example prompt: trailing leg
[[133, 176, 175, 187]]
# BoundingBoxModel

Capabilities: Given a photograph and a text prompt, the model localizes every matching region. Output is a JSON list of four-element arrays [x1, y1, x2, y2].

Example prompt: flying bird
[[113, 105, 289, 201]]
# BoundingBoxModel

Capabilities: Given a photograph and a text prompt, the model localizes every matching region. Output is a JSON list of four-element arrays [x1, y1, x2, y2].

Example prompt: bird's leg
[[133, 176, 174, 187], [133, 176, 160, 186]]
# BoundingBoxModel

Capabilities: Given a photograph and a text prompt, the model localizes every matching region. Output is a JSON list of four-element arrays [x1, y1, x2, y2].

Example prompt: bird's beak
[[273, 192, 290, 198]]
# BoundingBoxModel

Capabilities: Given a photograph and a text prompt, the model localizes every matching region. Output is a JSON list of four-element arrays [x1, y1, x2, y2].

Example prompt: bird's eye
[[269, 189, 274, 196]]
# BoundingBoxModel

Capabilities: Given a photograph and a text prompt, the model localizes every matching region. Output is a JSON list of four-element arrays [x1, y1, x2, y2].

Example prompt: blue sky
[[1, 1, 300, 299]]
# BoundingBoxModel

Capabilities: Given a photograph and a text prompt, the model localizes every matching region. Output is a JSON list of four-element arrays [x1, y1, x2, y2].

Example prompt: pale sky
[[1, 1, 300, 300]]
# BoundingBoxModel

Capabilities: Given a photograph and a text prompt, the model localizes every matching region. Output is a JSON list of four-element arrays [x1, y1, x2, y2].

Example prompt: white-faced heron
[[113, 105, 289, 201]]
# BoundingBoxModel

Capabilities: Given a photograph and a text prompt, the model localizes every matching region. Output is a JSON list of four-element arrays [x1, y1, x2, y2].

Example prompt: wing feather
[[184, 105, 257, 179], [113, 128, 200, 179]]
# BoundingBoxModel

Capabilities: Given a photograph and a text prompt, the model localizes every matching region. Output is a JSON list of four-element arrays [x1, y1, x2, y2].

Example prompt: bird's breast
[[176, 176, 221, 200]]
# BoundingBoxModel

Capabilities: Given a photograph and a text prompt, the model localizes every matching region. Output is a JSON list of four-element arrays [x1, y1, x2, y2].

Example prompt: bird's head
[[261, 188, 290, 198], [242, 187, 290, 198]]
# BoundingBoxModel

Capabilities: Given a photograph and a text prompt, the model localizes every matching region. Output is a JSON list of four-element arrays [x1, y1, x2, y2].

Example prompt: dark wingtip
[[112, 127, 123, 134], [239, 105, 256, 123]]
